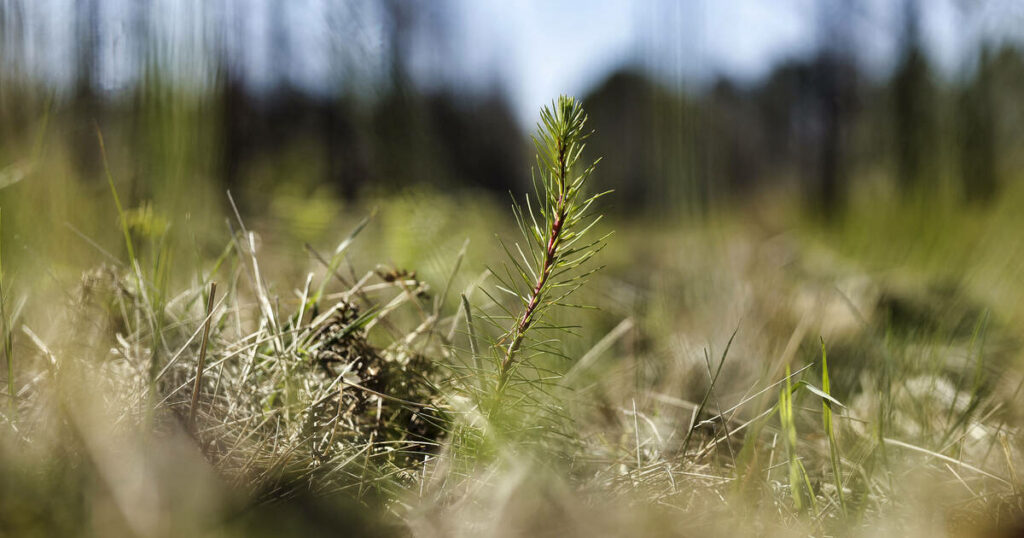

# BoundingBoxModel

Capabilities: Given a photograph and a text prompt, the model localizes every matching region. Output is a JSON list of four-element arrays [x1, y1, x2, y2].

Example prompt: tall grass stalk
[[187, 282, 217, 428], [682, 329, 736, 455], [97, 126, 169, 388], [779, 365, 816, 514], [820, 339, 846, 516], [0, 208, 12, 416], [461, 293, 484, 392]]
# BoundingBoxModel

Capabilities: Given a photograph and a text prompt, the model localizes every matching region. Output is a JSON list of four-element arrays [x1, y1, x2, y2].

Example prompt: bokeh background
[[6, 0, 1024, 388], [5, 2, 1024, 536], [3, 0, 1024, 219]]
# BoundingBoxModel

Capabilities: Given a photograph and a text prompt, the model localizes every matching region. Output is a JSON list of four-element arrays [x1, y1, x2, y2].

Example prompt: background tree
[[892, 0, 936, 196], [959, 46, 998, 203]]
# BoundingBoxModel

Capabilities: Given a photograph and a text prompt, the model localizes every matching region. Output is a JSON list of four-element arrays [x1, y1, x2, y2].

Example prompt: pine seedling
[[482, 95, 609, 413]]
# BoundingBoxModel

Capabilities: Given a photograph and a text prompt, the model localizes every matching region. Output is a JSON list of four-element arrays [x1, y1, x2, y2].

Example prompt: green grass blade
[[821, 338, 847, 516], [0, 208, 12, 416]]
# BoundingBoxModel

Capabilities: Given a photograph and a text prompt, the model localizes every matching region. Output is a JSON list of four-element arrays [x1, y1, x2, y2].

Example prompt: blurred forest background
[[4, 3, 1024, 535], [2, 0, 1023, 225]]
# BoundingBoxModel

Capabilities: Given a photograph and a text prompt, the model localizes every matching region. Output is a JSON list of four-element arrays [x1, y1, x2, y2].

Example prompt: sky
[[4, 0, 1023, 125], [446, 0, 1019, 123], [445, 0, 825, 120]]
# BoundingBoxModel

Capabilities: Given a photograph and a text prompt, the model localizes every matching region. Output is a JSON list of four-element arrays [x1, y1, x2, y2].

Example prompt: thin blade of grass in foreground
[[188, 282, 218, 428], [0, 209, 12, 417], [780, 364, 816, 514], [682, 328, 737, 456], [821, 338, 846, 516]]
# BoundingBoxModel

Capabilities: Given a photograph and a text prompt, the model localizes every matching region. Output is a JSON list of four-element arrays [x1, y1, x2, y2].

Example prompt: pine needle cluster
[[453, 95, 609, 437]]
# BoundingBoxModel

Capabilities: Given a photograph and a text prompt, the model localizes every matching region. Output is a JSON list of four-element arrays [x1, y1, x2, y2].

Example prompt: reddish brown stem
[[496, 142, 569, 393]]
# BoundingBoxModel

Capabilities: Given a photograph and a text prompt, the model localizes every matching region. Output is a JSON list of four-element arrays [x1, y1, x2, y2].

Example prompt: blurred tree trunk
[[269, 0, 289, 91], [959, 47, 998, 204], [806, 0, 856, 219], [324, 98, 366, 200], [892, 0, 934, 196], [72, 0, 102, 177], [0, 0, 27, 138], [814, 53, 847, 218]]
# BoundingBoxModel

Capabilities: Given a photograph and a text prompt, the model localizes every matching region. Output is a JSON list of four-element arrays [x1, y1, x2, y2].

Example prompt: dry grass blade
[[561, 317, 633, 386], [883, 437, 1010, 485]]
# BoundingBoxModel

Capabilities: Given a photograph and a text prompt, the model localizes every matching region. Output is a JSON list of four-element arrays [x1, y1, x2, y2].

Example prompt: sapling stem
[[496, 139, 570, 392]]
